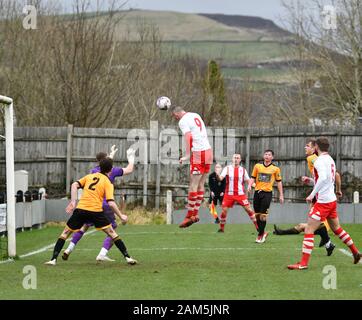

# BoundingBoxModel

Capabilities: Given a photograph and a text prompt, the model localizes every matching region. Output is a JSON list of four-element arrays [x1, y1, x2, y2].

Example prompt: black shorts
[[209, 195, 224, 205], [67, 208, 112, 231], [253, 191, 272, 214]]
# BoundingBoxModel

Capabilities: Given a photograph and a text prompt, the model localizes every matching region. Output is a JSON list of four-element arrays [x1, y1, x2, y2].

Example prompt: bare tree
[[280, 0, 362, 124]]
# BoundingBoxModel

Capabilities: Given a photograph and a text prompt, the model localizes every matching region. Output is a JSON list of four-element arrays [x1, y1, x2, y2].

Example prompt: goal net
[[0, 95, 15, 259]]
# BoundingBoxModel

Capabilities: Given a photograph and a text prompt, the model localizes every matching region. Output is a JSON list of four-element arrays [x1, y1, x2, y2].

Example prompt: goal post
[[0, 95, 16, 258]]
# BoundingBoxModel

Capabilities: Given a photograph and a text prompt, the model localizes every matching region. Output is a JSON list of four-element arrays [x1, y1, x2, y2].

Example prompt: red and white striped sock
[[246, 210, 258, 231], [220, 209, 227, 231], [186, 192, 198, 219], [300, 234, 314, 266], [193, 191, 204, 216], [334, 227, 359, 255]]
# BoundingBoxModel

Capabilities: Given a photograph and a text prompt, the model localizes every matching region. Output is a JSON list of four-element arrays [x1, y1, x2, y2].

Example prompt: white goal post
[[0, 95, 16, 258]]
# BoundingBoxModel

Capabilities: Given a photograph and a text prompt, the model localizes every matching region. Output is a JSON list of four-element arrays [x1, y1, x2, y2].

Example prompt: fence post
[[336, 133, 341, 170], [143, 140, 148, 207], [353, 191, 359, 224], [66, 124, 73, 197], [155, 127, 161, 210], [245, 133, 251, 173], [166, 190, 173, 224]]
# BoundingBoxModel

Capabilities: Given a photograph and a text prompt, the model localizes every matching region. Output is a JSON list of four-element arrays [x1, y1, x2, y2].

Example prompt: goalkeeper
[[62, 145, 135, 262]]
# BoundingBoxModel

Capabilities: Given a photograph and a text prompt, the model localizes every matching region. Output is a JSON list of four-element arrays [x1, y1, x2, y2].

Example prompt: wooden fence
[[1, 124, 362, 206]]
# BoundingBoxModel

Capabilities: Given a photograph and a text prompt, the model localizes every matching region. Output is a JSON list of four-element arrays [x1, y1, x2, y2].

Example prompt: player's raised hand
[[127, 148, 136, 165], [66, 200, 76, 214], [108, 145, 118, 159]]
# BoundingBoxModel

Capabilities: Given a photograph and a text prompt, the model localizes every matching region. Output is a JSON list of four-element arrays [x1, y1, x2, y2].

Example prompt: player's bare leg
[[102, 226, 137, 265], [327, 217, 361, 264], [62, 224, 90, 260], [45, 227, 73, 265], [193, 173, 208, 217], [288, 218, 321, 270]]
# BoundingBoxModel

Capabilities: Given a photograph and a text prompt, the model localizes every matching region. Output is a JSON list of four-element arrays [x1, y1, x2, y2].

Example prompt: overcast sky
[[125, 0, 287, 21], [60, 0, 293, 24]]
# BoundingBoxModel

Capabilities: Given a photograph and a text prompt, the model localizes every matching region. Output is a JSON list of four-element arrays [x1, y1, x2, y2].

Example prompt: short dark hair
[[264, 149, 274, 156], [169, 105, 184, 113], [306, 138, 316, 146], [96, 152, 107, 162], [99, 158, 113, 174], [316, 137, 330, 152]]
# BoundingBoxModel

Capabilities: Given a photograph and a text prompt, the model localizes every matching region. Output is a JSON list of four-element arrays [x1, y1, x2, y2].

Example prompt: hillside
[[199, 13, 291, 38], [85, 9, 296, 87], [113, 9, 291, 42]]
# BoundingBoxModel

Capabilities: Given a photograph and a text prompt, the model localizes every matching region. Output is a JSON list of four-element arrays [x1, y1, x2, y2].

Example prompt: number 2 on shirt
[[194, 118, 202, 131]]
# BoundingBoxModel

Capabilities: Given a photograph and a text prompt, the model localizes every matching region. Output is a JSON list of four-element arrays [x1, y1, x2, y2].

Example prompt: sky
[[60, 0, 293, 25]]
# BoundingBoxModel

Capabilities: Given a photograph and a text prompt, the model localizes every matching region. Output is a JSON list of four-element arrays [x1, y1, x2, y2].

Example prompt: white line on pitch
[[42, 247, 287, 251], [0, 229, 98, 265], [338, 248, 362, 264]]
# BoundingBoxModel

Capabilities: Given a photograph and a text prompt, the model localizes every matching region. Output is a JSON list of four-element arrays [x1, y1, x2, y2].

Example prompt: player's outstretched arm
[[247, 178, 255, 192], [108, 200, 128, 225], [277, 181, 284, 204], [108, 145, 118, 159], [123, 148, 135, 175], [66, 182, 79, 214], [335, 172, 342, 198], [180, 132, 192, 164]]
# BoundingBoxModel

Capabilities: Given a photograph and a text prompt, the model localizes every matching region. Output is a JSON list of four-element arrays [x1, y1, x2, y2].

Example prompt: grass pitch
[[1, 224, 362, 300]]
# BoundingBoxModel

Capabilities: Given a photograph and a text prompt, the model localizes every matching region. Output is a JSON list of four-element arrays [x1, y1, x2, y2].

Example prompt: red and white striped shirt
[[220, 165, 250, 196]]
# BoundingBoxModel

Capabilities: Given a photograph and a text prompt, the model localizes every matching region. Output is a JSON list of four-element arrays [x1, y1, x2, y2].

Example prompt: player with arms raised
[[288, 137, 361, 270], [45, 158, 137, 266], [170, 106, 213, 228]]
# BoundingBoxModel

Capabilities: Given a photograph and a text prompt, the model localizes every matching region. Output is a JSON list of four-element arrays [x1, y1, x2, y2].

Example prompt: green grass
[[222, 67, 294, 83], [1, 224, 362, 300], [164, 41, 292, 64]]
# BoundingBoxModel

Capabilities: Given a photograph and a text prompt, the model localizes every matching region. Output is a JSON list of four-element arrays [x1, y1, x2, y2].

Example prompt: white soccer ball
[[156, 96, 171, 110]]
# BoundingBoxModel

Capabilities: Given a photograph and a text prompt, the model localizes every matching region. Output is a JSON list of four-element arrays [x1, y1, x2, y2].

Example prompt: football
[[156, 96, 171, 110]]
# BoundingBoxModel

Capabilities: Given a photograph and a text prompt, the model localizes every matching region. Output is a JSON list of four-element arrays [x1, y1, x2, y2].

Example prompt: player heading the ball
[[170, 105, 213, 228]]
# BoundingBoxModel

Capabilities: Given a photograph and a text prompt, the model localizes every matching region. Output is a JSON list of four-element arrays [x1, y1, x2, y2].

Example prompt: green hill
[[113, 9, 291, 42]]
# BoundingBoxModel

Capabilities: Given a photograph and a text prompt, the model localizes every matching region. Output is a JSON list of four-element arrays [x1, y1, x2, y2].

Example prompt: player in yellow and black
[[248, 149, 284, 243], [273, 138, 340, 256], [45, 158, 137, 266]]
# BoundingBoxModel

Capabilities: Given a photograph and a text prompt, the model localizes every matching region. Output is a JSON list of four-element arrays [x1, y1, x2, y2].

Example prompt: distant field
[[163, 41, 292, 64], [222, 66, 294, 83], [1, 224, 362, 299]]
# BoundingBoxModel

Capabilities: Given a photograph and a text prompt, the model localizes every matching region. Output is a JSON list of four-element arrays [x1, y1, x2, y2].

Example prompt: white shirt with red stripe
[[178, 112, 211, 152], [310, 153, 337, 203], [220, 165, 250, 196]]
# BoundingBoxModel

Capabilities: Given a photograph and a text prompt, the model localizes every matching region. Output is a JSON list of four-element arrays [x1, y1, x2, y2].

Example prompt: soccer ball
[[156, 96, 171, 110]]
